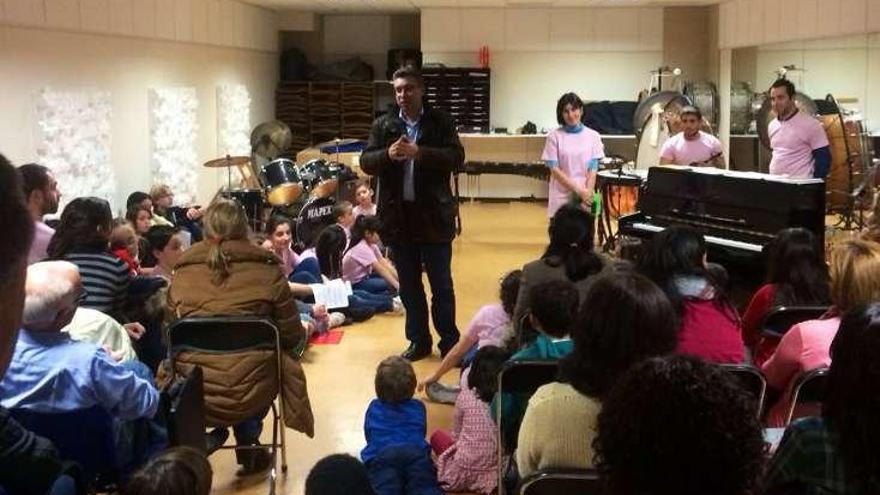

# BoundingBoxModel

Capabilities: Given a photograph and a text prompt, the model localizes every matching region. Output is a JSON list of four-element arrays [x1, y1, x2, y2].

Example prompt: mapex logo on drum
[[307, 205, 334, 219]]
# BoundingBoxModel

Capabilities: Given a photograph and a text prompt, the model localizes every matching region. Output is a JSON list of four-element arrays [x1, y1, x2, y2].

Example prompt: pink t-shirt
[[542, 126, 604, 217], [768, 110, 829, 178], [342, 239, 382, 284], [465, 303, 511, 349], [762, 316, 839, 426], [28, 221, 55, 265], [659, 131, 722, 165], [353, 204, 377, 217], [277, 246, 300, 277]]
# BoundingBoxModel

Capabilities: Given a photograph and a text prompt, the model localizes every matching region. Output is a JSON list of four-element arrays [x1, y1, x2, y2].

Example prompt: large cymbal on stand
[[202, 156, 251, 168], [251, 120, 293, 159]]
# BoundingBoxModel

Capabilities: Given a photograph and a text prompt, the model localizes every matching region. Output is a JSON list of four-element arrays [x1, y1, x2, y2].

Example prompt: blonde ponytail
[[202, 198, 249, 286]]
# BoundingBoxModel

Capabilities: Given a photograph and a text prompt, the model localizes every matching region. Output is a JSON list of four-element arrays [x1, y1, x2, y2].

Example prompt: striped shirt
[[64, 252, 131, 320]]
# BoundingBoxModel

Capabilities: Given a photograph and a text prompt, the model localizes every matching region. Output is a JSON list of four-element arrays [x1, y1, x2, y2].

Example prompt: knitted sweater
[[516, 381, 601, 477]]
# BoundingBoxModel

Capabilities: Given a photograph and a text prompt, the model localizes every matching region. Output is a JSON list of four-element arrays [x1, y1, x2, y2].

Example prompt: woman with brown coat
[[167, 198, 314, 476]]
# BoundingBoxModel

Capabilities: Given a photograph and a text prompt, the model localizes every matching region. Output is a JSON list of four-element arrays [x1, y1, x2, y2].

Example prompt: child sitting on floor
[[334, 200, 356, 245], [430, 346, 508, 494], [353, 181, 377, 218], [362, 356, 443, 495], [418, 270, 522, 403], [343, 215, 399, 294]]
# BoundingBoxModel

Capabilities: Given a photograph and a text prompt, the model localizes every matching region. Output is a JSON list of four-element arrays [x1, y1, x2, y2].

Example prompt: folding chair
[[516, 469, 602, 495], [162, 365, 207, 452], [760, 306, 831, 339], [11, 406, 119, 489], [719, 363, 767, 417], [496, 360, 559, 495], [167, 316, 288, 495], [786, 367, 829, 425]]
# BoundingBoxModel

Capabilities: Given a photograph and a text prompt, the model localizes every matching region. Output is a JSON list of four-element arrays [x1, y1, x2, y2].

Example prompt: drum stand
[[828, 96, 868, 232]]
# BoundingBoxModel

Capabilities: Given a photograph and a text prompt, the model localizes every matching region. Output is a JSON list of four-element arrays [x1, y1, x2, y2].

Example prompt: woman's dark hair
[[527, 280, 579, 340], [542, 204, 603, 281], [305, 454, 376, 495], [348, 214, 382, 253], [766, 227, 831, 307], [594, 355, 765, 495], [637, 225, 733, 317], [142, 225, 178, 267], [265, 215, 292, 237], [824, 303, 880, 493], [47, 197, 113, 258], [316, 224, 347, 279], [125, 205, 151, 226], [468, 346, 511, 403], [559, 269, 677, 399], [17, 163, 51, 200], [499, 269, 522, 317], [556, 92, 584, 126], [123, 446, 212, 495], [126, 191, 151, 210]]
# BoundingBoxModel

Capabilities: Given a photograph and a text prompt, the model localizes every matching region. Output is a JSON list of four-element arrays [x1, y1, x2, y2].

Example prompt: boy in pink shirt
[[766, 79, 830, 178], [659, 106, 723, 166]]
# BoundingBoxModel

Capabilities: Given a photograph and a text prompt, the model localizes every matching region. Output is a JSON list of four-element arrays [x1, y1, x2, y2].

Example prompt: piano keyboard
[[630, 222, 763, 253]]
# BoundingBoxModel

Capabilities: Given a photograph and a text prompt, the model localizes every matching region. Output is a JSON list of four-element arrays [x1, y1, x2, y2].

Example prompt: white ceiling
[[244, 0, 720, 14]]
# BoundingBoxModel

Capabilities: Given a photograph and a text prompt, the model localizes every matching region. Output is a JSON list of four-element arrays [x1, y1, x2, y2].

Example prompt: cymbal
[[203, 155, 251, 168], [313, 138, 365, 150], [251, 120, 292, 159]]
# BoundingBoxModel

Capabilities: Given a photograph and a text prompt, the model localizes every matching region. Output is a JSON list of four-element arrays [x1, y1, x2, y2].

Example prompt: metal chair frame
[[516, 469, 601, 495], [167, 316, 288, 495], [759, 306, 831, 339], [786, 367, 830, 425], [719, 363, 767, 418]]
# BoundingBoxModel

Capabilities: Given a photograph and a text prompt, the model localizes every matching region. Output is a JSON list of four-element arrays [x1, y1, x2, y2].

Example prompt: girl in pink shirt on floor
[[343, 215, 399, 295], [430, 346, 507, 494], [762, 239, 880, 426], [261, 216, 300, 278], [353, 181, 377, 218]]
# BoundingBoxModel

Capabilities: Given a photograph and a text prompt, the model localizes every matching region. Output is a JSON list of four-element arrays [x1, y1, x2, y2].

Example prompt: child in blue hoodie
[[361, 356, 442, 495]]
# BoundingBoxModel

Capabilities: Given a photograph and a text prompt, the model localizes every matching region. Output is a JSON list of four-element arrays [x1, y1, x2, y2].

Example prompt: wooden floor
[[209, 201, 549, 495]]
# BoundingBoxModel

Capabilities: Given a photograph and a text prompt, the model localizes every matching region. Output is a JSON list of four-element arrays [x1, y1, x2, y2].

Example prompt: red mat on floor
[[309, 330, 344, 345]]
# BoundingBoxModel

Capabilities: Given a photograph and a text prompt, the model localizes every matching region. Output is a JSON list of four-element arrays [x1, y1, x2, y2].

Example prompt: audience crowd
[[1, 151, 877, 495]]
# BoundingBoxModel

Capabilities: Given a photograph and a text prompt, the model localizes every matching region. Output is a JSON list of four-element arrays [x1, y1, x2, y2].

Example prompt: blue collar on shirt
[[563, 123, 585, 134], [399, 107, 424, 127]]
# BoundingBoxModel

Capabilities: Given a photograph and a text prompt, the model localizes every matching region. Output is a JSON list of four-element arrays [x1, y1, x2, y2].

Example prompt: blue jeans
[[225, 407, 269, 465], [366, 445, 443, 495], [290, 258, 321, 285], [116, 361, 167, 473], [351, 290, 392, 313], [390, 242, 459, 352], [353, 274, 395, 296]]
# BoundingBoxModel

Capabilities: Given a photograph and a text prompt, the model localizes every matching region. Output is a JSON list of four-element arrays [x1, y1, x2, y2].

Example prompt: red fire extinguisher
[[479, 45, 489, 68]]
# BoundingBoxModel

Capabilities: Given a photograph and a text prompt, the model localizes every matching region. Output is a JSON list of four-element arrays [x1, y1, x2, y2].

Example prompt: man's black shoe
[[401, 343, 431, 361], [205, 427, 229, 455], [236, 447, 273, 476]]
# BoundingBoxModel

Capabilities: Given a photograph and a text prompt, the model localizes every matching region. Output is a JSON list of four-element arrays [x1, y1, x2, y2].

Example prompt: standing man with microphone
[[361, 67, 465, 361]]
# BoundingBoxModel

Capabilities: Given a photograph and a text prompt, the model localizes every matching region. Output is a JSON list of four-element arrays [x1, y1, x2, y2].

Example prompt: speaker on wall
[[387, 49, 422, 79]]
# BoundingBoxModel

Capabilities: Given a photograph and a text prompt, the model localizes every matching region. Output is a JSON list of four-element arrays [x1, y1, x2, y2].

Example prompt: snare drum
[[261, 158, 304, 206], [220, 188, 264, 231]]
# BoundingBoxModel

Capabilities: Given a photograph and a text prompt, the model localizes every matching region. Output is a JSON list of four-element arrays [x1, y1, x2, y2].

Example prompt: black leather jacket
[[360, 107, 464, 244]]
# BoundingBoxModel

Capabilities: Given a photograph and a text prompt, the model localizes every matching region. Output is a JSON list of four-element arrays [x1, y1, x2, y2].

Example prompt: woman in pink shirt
[[763, 239, 880, 426], [541, 93, 604, 218], [342, 215, 399, 294], [261, 216, 300, 278]]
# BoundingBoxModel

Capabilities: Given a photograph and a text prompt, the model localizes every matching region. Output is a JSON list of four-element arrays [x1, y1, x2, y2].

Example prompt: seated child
[[262, 216, 300, 278], [353, 181, 377, 218], [343, 215, 399, 295], [362, 357, 443, 495], [110, 219, 141, 276], [123, 446, 212, 495], [334, 200, 356, 246], [142, 225, 183, 282], [430, 346, 508, 494], [418, 270, 521, 401]]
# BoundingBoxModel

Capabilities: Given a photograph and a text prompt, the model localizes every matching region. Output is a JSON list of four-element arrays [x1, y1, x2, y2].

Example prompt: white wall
[[751, 34, 880, 133], [0, 0, 279, 211], [421, 7, 665, 131], [719, 0, 880, 49]]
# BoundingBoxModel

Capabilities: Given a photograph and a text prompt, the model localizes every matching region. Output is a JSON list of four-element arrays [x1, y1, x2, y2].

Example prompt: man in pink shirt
[[18, 164, 60, 265], [659, 106, 723, 167], [767, 79, 831, 179]]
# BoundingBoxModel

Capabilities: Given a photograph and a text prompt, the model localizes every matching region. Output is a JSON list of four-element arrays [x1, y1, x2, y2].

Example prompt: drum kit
[[203, 120, 359, 243]]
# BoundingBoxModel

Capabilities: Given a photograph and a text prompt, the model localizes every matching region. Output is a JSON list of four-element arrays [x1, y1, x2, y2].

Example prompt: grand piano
[[618, 166, 825, 283]]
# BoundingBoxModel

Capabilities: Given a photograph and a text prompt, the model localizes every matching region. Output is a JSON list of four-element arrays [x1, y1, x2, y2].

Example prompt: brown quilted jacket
[[165, 239, 314, 437]]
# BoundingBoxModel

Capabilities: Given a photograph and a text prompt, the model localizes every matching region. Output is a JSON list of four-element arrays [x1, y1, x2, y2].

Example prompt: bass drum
[[220, 188, 265, 231], [261, 158, 303, 206], [822, 113, 871, 211], [295, 196, 337, 249], [684, 81, 718, 130]]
